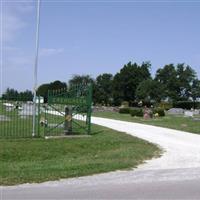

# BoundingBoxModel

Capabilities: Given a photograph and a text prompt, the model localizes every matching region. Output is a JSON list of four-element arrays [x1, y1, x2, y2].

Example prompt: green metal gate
[[42, 84, 92, 137], [0, 84, 92, 138]]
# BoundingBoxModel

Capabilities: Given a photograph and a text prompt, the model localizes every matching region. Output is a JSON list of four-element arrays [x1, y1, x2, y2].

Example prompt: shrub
[[130, 101, 140, 107], [121, 101, 129, 107], [130, 108, 143, 117], [197, 102, 200, 109], [158, 102, 173, 110], [142, 101, 153, 108], [153, 108, 165, 117], [119, 107, 130, 114]]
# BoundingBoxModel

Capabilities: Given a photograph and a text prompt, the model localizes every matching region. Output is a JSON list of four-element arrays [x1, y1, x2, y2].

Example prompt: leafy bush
[[142, 101, 153, 108], [121, 101, 129, 107], [158, 102, 173, 110], [130, 101, 140, 107], [119, 107, 130, 114], [130, 108, 143, 117], [197, 103, 200, 109], [153, 108, 165, 117]]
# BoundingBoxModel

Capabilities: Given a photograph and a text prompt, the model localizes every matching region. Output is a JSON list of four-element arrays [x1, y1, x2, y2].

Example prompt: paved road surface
[[2, 117, 200, 200]]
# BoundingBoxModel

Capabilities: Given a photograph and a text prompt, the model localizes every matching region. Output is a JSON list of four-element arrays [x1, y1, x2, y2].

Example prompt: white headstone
[[184, 111, 193, 117]]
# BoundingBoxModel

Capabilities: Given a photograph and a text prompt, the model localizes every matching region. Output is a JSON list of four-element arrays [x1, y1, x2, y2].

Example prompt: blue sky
[[1, 0, 200, 94]]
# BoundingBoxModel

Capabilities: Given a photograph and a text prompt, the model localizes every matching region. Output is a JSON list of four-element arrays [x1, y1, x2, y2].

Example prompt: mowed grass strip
[[0, 124, 160, 185], [93, 111, 200, 134]]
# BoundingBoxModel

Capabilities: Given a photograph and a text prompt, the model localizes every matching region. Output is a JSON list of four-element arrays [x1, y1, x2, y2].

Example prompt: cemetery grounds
[[93, 110, 200, 134], [0, 99, 160, 185]]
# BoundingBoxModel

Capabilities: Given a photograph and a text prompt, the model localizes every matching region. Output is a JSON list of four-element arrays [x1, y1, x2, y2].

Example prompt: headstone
[[193, 118, 200, 121], [143, 113, 150, 119], [167, 108, 184, 115], [143, 106, 152, 119], [184, 111, 193, 117], [4, 103, 14, 112], [193, 109, 200, 115], [18, 104, 38, 116]]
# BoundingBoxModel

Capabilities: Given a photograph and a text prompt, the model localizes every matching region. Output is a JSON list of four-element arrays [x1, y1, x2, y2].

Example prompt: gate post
[[64, 106, 72, 135]]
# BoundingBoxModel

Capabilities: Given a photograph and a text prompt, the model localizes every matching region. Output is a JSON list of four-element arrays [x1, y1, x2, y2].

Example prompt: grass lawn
[[93, 111, 200, 134], [0, 123, 160, 186]]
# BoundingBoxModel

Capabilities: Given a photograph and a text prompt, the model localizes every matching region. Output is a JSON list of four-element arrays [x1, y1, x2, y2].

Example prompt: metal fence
[[0, 84, 93, 139], [0, 98, 39, 138]]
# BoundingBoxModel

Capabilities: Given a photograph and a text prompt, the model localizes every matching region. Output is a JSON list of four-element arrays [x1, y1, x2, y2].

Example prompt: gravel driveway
[[2, 116, 200, 200], [91, 117, 200, 170]]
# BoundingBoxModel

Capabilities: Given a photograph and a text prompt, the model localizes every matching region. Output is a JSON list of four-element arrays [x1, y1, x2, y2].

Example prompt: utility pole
[[33, 0, 41, 137]]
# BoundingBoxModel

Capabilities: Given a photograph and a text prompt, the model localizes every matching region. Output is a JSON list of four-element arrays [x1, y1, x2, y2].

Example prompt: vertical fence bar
[[87, 84, 93, 134], [37, 96, 41, 137], [44, 103, 47, 136]]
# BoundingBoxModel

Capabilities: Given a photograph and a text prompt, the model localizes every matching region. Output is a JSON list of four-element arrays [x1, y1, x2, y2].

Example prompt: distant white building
[[36, 96, 44, 104], [196, 98, 200, 102]]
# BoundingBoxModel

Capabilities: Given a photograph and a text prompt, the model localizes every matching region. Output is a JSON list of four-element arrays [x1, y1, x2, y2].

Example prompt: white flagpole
[[33, 0, 41, 137], [0, 0, 3, 97]]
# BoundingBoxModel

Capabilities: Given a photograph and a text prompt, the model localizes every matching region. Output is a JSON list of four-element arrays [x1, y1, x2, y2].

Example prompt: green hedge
[[130, 108, 143, 117], [119, 107, 130, 114], [173, 101, 200, 109]]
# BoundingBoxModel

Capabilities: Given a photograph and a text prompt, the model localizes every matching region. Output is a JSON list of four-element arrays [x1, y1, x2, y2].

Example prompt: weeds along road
[[2, 116, 200, 200]]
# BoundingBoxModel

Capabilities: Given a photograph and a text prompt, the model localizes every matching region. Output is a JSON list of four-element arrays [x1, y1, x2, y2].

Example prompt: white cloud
[[2, 46, 34, 94], [39, 48, 64, 57], [1, 1, 35, 94], [15, 1, 34, 13], [2, 1, 34, 43], [3, 15, 26, 43], [3, 46, 32, 69]]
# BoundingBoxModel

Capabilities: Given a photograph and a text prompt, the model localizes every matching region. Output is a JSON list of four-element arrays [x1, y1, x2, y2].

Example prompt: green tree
[[155, 63, 197, 102], [2, 88, 33, 101], [112, 62, 151, 105], [49, 80, 67, 91], [94, 73, 113, 105], [2, 88, 19, 100], [69, 75, 94, 87], [68, 75, 95, 102], [191, 79, 200, 107], [18, 90, 33, 101], [176, 64, 196, 100], [136, 79, 164, 103], [37, 80, 67, 102], [155, 64, 178, 101], [37, 84, 50, 102]]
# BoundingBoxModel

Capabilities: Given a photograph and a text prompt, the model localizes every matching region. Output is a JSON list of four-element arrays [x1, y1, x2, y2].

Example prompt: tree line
[[37, 62, 200, 106], [2, 61, 200, 106], [2, 88, 33, 101]]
